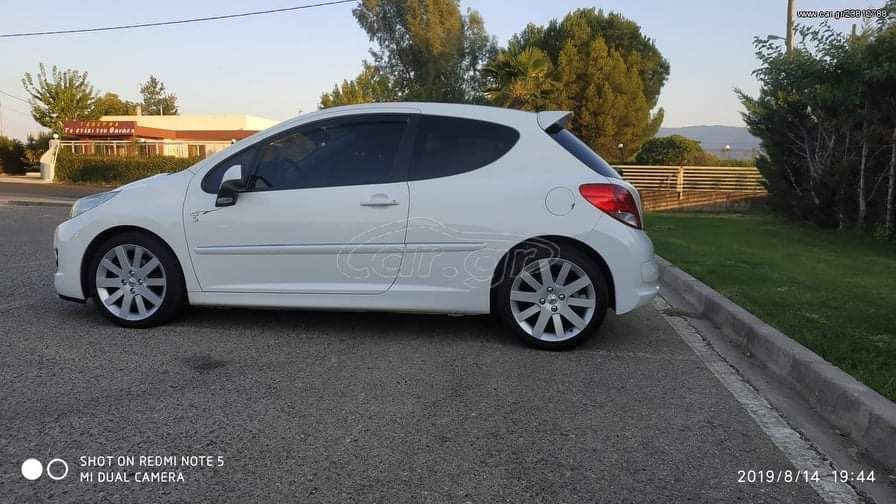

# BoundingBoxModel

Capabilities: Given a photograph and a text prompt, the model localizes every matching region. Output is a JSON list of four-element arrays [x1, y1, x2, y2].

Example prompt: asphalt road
[[0, 204, 830, 503], [0, 179, 105, 201]]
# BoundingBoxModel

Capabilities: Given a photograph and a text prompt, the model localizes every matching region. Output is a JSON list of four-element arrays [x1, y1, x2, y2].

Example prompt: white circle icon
[[46, 459, 69, 480], [21, 458, 43, 480]]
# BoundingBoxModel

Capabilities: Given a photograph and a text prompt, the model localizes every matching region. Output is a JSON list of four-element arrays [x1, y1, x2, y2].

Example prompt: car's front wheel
[[87, 231, 186, 328], [496, 245, 609, 350]]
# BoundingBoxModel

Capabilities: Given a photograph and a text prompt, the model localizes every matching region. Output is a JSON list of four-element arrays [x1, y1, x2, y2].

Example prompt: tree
[[140, 76, 178, 115], [481, 47, 559, 110], [507, 9, 669, 110], [21, 64, 98, 134], [496, 8, 669, 156], [864, 24, 896, 237], [0, 136, 27, 175], [321, 0, 496, 107], [320, 63, 397, 108], [635, 135, 719, 165], [560, 34, 653, 158], [92, 92, 139, 116], [452, 8, 496, 103], [738, 22, 896, 236]]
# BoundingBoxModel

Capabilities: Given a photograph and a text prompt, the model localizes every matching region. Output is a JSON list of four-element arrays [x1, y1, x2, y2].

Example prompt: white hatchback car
[[55, 103, 658, 349]]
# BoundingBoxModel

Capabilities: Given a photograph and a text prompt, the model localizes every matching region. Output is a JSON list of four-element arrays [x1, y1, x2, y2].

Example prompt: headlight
[[70, 191, 120, 219]]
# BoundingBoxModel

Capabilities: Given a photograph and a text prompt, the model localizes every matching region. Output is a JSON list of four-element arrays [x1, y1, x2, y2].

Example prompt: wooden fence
[[616, 165, 767, 212]]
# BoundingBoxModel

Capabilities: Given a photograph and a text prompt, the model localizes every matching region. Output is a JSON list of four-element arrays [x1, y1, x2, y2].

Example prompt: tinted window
[[409, 116, 519, 181], [201, 146, 258, 193], [550, 129, 620, 179], [251, 118, 407, 191]]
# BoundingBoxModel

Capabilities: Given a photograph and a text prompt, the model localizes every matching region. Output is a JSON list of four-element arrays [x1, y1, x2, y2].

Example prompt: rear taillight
[[579, 183, 642, 229]]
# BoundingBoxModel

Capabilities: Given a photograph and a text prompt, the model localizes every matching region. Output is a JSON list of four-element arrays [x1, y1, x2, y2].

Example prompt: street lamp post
[[723, 144, 731, 161], [617, 143, 624, 163]]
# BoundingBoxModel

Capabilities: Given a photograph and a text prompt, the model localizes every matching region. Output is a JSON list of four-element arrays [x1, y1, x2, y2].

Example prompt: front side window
[[250, 117, 408, 191], [409, 115, 520, 181]]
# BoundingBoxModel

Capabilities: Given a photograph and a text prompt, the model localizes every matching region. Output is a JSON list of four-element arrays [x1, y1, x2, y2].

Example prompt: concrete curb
[[656, 256, 896, 472]]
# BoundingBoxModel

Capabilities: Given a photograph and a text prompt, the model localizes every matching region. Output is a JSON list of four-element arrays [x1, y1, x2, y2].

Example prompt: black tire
[[86, 231, 187, 328], [495, 244, 609, 350]]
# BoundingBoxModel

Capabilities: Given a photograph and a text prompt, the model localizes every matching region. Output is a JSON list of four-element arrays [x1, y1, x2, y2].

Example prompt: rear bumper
[[587, 216, 659, 314], [617, 258, 660, 313]]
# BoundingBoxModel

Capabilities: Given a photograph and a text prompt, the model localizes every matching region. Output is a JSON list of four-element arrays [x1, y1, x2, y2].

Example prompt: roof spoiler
[[537, 111, 572, 132]]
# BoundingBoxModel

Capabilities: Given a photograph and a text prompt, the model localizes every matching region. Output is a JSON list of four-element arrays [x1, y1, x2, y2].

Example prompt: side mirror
[[216, 165, 245, 207], [216, 179, 246, 207]]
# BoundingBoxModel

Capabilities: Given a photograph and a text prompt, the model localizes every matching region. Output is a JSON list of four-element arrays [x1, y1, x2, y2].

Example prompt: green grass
[[646, 212, 896, 402]]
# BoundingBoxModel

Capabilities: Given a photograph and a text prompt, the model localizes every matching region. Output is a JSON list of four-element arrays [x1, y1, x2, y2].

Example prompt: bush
[[55, 150, 201, 185], [634, 135, 720, 166], [24, 132, 52, 169], [0, 136, 27, 175]]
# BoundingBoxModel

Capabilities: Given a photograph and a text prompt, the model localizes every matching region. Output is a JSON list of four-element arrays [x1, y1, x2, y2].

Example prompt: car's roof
[[282, 102, 539, 129], [319, 101, 533, 115]]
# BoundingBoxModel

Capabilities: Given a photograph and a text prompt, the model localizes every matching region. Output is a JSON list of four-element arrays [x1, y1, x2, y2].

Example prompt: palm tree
[[482, 48, 560, 111]]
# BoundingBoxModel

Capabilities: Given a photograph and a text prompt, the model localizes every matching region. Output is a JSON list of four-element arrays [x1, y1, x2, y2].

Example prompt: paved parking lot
[[0, 205, 831, 502]]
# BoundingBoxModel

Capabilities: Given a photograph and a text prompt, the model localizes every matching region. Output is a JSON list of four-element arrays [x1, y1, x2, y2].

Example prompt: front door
[[183, 113, 414, 294]]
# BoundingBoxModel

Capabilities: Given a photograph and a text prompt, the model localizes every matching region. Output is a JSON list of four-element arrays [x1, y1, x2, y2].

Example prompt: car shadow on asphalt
[[57, 297, 633, 353], [182, 306, 519, 348]]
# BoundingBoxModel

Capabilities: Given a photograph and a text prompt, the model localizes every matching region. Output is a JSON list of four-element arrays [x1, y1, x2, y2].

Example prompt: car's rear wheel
[[87, 231, 186, 328], [496, 245, 608, 350]]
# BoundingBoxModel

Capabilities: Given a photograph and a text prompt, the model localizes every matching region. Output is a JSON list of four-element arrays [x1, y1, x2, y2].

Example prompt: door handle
[[360, 194, 400, 207]]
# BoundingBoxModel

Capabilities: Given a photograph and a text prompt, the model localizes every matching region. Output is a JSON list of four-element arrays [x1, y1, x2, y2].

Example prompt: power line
[[0, 89, 29, 103], [0, 0, 356, 38]]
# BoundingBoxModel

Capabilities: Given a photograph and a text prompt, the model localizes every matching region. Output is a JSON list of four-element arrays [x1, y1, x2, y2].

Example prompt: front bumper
[[54, 217, 90, 301]]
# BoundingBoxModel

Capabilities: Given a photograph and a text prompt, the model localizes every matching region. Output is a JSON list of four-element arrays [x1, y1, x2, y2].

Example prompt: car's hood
[[116, 172, 178, 193]]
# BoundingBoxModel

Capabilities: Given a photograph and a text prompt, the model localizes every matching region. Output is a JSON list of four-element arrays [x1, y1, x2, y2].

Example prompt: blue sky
[[0, 0, 876, 139]]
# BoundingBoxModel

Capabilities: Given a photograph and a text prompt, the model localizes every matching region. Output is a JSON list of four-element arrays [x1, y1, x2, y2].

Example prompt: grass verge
[[646, 212, 896, 402]]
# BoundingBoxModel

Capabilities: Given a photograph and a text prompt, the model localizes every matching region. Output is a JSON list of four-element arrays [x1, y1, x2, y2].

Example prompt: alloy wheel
[[509, 258, 597, 342], [95, 244, 167, 321]]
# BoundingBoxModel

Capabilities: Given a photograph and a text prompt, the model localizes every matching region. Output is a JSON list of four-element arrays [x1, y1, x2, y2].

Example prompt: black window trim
[[200, 112, 526, 192]]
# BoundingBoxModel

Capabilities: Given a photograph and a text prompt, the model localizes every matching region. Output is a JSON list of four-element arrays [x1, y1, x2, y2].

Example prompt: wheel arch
[[80, 225, 187, 300], [490, 235, 616, 313]]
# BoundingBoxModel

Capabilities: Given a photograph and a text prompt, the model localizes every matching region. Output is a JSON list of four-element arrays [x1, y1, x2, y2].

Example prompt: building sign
[[63, 121, 136, 138]]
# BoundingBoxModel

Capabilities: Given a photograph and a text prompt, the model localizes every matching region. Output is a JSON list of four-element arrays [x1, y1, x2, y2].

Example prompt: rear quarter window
[[409, 115, 520, 181], [550, 129, 621, 179]]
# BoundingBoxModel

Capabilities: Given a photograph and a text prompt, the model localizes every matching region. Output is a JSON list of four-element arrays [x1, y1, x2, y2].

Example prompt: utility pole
[[786, 0, 796, 53]]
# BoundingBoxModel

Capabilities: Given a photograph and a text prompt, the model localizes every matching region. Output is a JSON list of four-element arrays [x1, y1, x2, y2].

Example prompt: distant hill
[[657, 125, 760, 159]]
